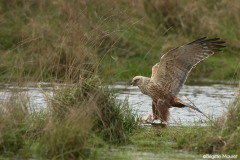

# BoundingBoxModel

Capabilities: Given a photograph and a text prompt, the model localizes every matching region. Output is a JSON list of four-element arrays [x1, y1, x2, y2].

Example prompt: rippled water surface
[[0, 82, 238, 125]]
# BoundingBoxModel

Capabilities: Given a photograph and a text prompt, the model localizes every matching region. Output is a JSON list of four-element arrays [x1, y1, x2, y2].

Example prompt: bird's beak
[[130, 81, 133, 86]]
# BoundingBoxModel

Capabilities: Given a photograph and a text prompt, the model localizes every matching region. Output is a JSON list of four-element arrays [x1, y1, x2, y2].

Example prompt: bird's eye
[[134, 79, 139, 83]]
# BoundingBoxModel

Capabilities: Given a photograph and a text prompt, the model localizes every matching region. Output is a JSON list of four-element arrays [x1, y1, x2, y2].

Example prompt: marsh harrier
[[131, 37, 225, 124]]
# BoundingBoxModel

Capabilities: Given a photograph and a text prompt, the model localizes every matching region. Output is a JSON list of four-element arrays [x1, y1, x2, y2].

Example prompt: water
[[0, 82, 238, 125], [0, 82, 53, 112], [110, 82, 238, 125]]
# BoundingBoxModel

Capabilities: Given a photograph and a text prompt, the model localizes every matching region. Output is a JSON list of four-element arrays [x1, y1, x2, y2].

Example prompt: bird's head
[[131, 76, 145, 86]]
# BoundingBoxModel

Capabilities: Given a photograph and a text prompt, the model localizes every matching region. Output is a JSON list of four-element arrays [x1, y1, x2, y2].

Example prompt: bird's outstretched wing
[[151, 37, 225, 95]]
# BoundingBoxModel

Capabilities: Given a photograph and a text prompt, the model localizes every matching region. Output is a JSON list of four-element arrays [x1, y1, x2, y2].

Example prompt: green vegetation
[[0, 0, 239, 159], [0, 0, 239, 82], [0, 78, 138, 159]]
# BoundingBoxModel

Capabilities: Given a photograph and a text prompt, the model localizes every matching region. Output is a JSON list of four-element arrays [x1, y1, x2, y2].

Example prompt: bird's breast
[[138, 81, 172, 101], [145, 84, 162, 100]]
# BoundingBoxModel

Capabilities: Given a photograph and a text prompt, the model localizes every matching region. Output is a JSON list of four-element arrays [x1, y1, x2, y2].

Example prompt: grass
[[0, 78, 139, 159], [0, 0, 239, 82], [0, 0, 239, 159], [78, 0, 240, 82]]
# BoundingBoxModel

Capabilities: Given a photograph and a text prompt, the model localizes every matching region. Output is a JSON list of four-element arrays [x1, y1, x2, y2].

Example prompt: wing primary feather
[[188, 37, 226, 48]]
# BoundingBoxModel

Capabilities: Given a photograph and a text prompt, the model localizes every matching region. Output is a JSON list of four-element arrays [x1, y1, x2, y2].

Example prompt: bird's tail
[[172, 98, 210, 120]]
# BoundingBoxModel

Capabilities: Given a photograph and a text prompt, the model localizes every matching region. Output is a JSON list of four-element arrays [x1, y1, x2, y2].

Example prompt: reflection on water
[[110, 82, 237, 125], [0, 82, 238, 125]]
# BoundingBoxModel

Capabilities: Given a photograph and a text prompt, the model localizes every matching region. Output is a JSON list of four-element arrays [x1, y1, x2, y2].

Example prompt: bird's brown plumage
[[131, 37, 226, 123]]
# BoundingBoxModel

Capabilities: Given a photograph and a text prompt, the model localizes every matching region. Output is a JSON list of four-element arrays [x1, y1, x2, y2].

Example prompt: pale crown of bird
[[131, 76, 149, 86]]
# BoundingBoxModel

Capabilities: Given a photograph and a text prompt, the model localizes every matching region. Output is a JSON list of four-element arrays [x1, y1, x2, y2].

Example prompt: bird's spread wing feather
[[151, 37, 225, 95]]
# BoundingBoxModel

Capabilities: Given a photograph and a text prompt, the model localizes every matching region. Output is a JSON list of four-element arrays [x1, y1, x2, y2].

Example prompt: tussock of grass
[[220, 85, 240, 154], [0, 78, 138, 159], [51, 78, 138, 144], [0, 93, 46, 158]]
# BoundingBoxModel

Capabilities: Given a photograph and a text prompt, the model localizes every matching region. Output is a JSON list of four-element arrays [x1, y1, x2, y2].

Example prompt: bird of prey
[[131, 37, 225, 124]]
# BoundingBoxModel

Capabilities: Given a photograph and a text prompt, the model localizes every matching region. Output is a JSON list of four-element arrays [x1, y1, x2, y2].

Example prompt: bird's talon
[[140, 113, 153, 123]]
